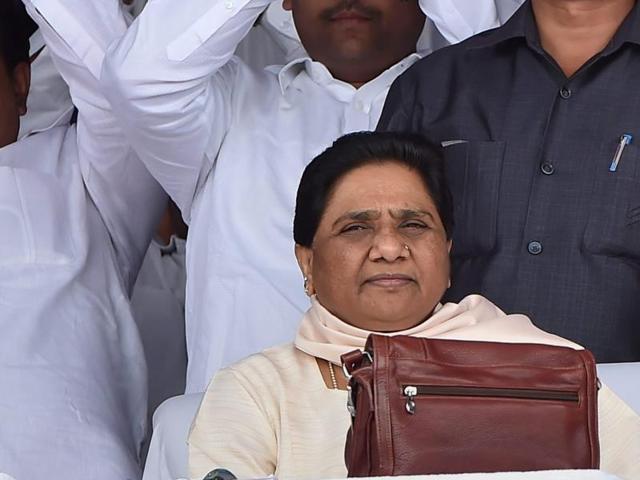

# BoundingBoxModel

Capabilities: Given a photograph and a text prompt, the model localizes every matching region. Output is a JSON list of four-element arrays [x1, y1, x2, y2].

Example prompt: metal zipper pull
[[404, 385, 417, 414]]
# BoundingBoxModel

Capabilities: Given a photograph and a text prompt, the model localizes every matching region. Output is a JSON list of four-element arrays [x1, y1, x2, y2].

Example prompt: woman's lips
[[330, 11, 371, 22], [365, 274, 414, 288]]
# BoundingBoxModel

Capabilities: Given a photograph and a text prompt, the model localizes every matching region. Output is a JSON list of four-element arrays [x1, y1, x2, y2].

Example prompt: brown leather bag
[[341, 335, 599, 476]]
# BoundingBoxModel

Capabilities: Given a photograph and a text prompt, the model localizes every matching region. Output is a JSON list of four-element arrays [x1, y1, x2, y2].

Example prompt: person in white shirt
[[0, 0, 165, 478], [16, 0, 192, 438], [103, 0, 514, 394]]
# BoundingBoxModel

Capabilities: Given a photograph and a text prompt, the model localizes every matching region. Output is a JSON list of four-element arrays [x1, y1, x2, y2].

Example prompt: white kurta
[[18, 0, 189, 430], [103, 0, 517, 393], [0, 0, 165, 478]]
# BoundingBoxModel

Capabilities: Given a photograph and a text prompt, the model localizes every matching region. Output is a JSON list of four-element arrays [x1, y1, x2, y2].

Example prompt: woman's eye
[[341, 224, 368, 234], [401, 221, 428, 230]]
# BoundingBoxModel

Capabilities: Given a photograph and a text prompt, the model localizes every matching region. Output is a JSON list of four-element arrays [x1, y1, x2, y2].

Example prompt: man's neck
[[532, 0, 635, 78], [320, 52, 415, 90], [330, 62, 389, 89]]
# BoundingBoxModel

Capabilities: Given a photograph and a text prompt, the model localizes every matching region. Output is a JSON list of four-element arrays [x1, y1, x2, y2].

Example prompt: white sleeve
[[23, 0, 167, 292], [102, 0, 273, 220], [420, 0, 523, 43]]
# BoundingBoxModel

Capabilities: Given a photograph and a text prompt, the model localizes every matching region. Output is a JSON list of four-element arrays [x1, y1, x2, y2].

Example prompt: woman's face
[[296, 161, 451, 332]]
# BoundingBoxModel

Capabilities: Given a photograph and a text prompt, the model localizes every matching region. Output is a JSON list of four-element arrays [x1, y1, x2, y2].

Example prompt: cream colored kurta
[[190, 297, 640, 479], [189, 343, 640, 480], [189, 344, 349, 480]]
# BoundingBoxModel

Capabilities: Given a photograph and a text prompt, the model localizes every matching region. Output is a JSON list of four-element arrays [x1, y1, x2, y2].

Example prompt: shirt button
[[527, 241, 543, 255], [559, 87, 572, 99], [224, 1, 233, 8], [540, 162, 555, 175]]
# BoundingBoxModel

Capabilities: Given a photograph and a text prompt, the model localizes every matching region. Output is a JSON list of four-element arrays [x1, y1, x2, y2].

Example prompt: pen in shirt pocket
[[609, 133, 633, 172]]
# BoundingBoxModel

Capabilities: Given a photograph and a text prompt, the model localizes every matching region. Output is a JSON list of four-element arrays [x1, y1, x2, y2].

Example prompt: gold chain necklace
[[327, 360, 338, 390]]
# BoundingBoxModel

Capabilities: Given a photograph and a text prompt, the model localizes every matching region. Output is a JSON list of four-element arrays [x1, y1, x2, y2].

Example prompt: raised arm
[[23, 0, 166, 292], [102, 0, 273, 220]]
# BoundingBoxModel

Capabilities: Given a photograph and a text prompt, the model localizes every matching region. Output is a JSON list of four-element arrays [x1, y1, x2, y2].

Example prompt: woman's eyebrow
[[332, 210, 381, 228], [331, 208, 434, 228], [390, 209, 434, 221]]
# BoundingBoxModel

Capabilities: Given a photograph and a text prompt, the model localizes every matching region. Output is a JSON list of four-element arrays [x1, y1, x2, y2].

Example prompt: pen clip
[[609, 133, 633, 172]]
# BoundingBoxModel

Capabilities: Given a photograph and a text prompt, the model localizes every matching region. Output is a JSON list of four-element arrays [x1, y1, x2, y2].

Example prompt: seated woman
[[189, 132, 640, 480]]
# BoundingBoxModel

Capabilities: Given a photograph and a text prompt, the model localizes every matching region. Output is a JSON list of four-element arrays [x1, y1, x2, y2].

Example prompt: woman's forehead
[[325, 163, 435, 213]]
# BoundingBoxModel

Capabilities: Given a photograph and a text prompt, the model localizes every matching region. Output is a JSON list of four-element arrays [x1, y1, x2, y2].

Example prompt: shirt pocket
[[0, 167, 75, 266], [582, 143, 640, 264], [443, 141, 506, 258]]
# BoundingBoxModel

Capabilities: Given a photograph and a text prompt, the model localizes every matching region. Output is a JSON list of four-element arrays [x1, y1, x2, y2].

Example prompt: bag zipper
[[402, 385, 579, 415]]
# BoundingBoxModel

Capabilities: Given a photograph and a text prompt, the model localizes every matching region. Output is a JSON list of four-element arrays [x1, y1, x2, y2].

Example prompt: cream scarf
[[294, 294, 581, 365]]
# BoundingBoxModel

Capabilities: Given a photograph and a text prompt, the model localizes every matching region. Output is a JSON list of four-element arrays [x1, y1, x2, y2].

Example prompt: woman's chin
[[361, 284, 420, 305], [361, 314, 426, 333], [355, 298, 430, 332]]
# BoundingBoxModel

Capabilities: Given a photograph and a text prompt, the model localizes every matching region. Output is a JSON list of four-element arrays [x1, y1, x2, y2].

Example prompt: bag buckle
[[341, 350, 373, 379], [342, 350, 373, 418]]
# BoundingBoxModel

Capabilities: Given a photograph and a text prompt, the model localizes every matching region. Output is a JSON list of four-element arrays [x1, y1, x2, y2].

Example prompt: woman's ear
[[12, 62, 31, 116], [295, 244, 315, 295], [282, 0, 292, 12]]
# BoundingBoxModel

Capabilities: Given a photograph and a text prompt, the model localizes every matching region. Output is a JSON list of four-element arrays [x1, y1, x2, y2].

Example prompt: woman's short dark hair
[[294, 131, 453, 247], [0, 0, 36, 72]]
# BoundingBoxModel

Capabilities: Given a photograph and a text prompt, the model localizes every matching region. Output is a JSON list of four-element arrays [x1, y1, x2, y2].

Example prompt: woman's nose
[[369, 230, 409, 262]]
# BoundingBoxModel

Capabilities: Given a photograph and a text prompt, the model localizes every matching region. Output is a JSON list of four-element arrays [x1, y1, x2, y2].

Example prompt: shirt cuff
[[167, 0, 267, 61]]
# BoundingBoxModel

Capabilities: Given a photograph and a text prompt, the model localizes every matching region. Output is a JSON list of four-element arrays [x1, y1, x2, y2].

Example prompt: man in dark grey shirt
[[378, 0, 640, 362]]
